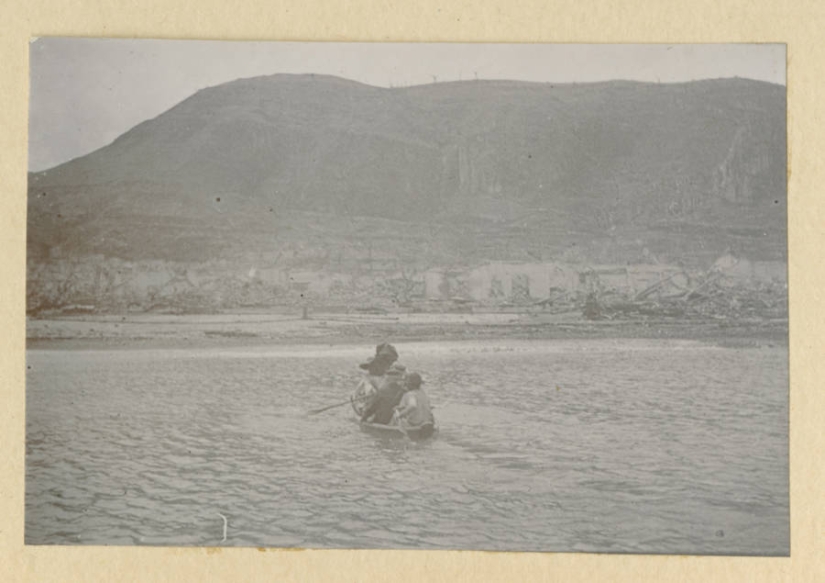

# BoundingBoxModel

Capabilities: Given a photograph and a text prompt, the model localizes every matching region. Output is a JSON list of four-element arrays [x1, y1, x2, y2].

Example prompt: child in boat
[[394, 372, 435, 437], [360, 363, 407, 425]]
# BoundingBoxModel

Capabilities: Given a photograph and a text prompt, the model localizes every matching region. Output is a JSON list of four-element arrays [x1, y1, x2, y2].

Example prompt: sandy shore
[[26, 310, 789, 350]]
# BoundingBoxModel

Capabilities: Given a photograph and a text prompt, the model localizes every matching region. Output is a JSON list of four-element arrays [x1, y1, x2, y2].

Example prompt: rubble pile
[[584, 273, 787, 322]]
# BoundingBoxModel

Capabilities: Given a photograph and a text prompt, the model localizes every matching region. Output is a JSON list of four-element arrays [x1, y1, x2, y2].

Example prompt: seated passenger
[[395, 372, 435, 435], [360, 363, 406, 425]]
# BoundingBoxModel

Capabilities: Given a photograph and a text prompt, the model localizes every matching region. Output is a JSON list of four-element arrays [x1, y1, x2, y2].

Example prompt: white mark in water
[[218, 513, 228, 542]]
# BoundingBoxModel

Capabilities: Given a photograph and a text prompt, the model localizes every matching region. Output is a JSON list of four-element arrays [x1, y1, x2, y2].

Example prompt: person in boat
[[394, 372, 435, 437], [352, 343, 402, 417], [360, 363, 407, 425]]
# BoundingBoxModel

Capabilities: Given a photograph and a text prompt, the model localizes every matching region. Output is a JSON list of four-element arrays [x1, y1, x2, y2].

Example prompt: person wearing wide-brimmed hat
[[351, 343, 403, 418], [360, 363, 407, 425], [394, 372, 435, 437]]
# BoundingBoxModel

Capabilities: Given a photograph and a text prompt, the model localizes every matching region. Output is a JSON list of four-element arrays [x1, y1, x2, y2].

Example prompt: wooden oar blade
[[308, 400, 349, 415], [308, 392, 372, 415]]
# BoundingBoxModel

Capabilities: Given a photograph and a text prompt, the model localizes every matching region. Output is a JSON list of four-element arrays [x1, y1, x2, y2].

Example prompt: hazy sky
[[28, 39, 785, 171]]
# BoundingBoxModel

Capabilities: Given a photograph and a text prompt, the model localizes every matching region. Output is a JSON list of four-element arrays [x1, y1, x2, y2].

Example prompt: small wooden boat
[[351, 377, 437, 440]]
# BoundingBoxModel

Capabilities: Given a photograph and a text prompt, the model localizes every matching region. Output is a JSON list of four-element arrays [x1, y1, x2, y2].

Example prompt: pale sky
[[28, 39, 786, 171]]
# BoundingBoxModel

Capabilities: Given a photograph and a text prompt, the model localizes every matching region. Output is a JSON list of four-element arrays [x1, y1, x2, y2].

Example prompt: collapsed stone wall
[[26, 253, 788, 320]]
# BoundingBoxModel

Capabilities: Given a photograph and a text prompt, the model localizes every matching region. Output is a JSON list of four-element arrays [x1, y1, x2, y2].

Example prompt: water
[[25, 339, 789, 554]]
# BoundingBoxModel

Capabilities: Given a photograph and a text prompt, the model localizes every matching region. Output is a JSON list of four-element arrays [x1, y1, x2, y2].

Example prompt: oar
[[308, 393, 372, 415]]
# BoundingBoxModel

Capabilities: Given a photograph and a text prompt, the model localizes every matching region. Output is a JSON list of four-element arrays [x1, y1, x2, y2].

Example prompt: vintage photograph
[[26, 39, 788, 555]]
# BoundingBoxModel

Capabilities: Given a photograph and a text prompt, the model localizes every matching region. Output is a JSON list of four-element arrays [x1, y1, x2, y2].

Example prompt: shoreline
[[26, 312, 789, 351]]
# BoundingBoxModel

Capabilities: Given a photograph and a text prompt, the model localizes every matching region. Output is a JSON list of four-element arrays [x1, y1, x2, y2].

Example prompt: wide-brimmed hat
[[359, 343, 398, 369], [375, 343, 398, 361]]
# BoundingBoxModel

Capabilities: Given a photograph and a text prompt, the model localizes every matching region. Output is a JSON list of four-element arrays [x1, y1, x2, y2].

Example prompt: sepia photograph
[[25, 39, 788, 555]]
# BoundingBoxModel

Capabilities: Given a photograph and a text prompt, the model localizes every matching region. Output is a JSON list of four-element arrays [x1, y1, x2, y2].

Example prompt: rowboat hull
[[359, 420, 437, 441]]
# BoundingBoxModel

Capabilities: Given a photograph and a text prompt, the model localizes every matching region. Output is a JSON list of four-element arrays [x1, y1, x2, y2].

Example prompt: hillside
[[26, 75, 787, 314], [28, 75, 786, 261]]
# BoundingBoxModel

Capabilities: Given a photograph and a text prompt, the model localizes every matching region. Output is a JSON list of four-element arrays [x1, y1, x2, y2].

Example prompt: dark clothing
[[360, 380, 405, 425]]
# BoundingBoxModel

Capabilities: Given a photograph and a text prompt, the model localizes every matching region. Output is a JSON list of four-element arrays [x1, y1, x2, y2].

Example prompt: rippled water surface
[[26, 339, 788, 554]]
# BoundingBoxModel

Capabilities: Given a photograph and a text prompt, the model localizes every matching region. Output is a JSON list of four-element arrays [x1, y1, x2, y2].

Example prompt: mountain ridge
[[28, 74, 786, 269]]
